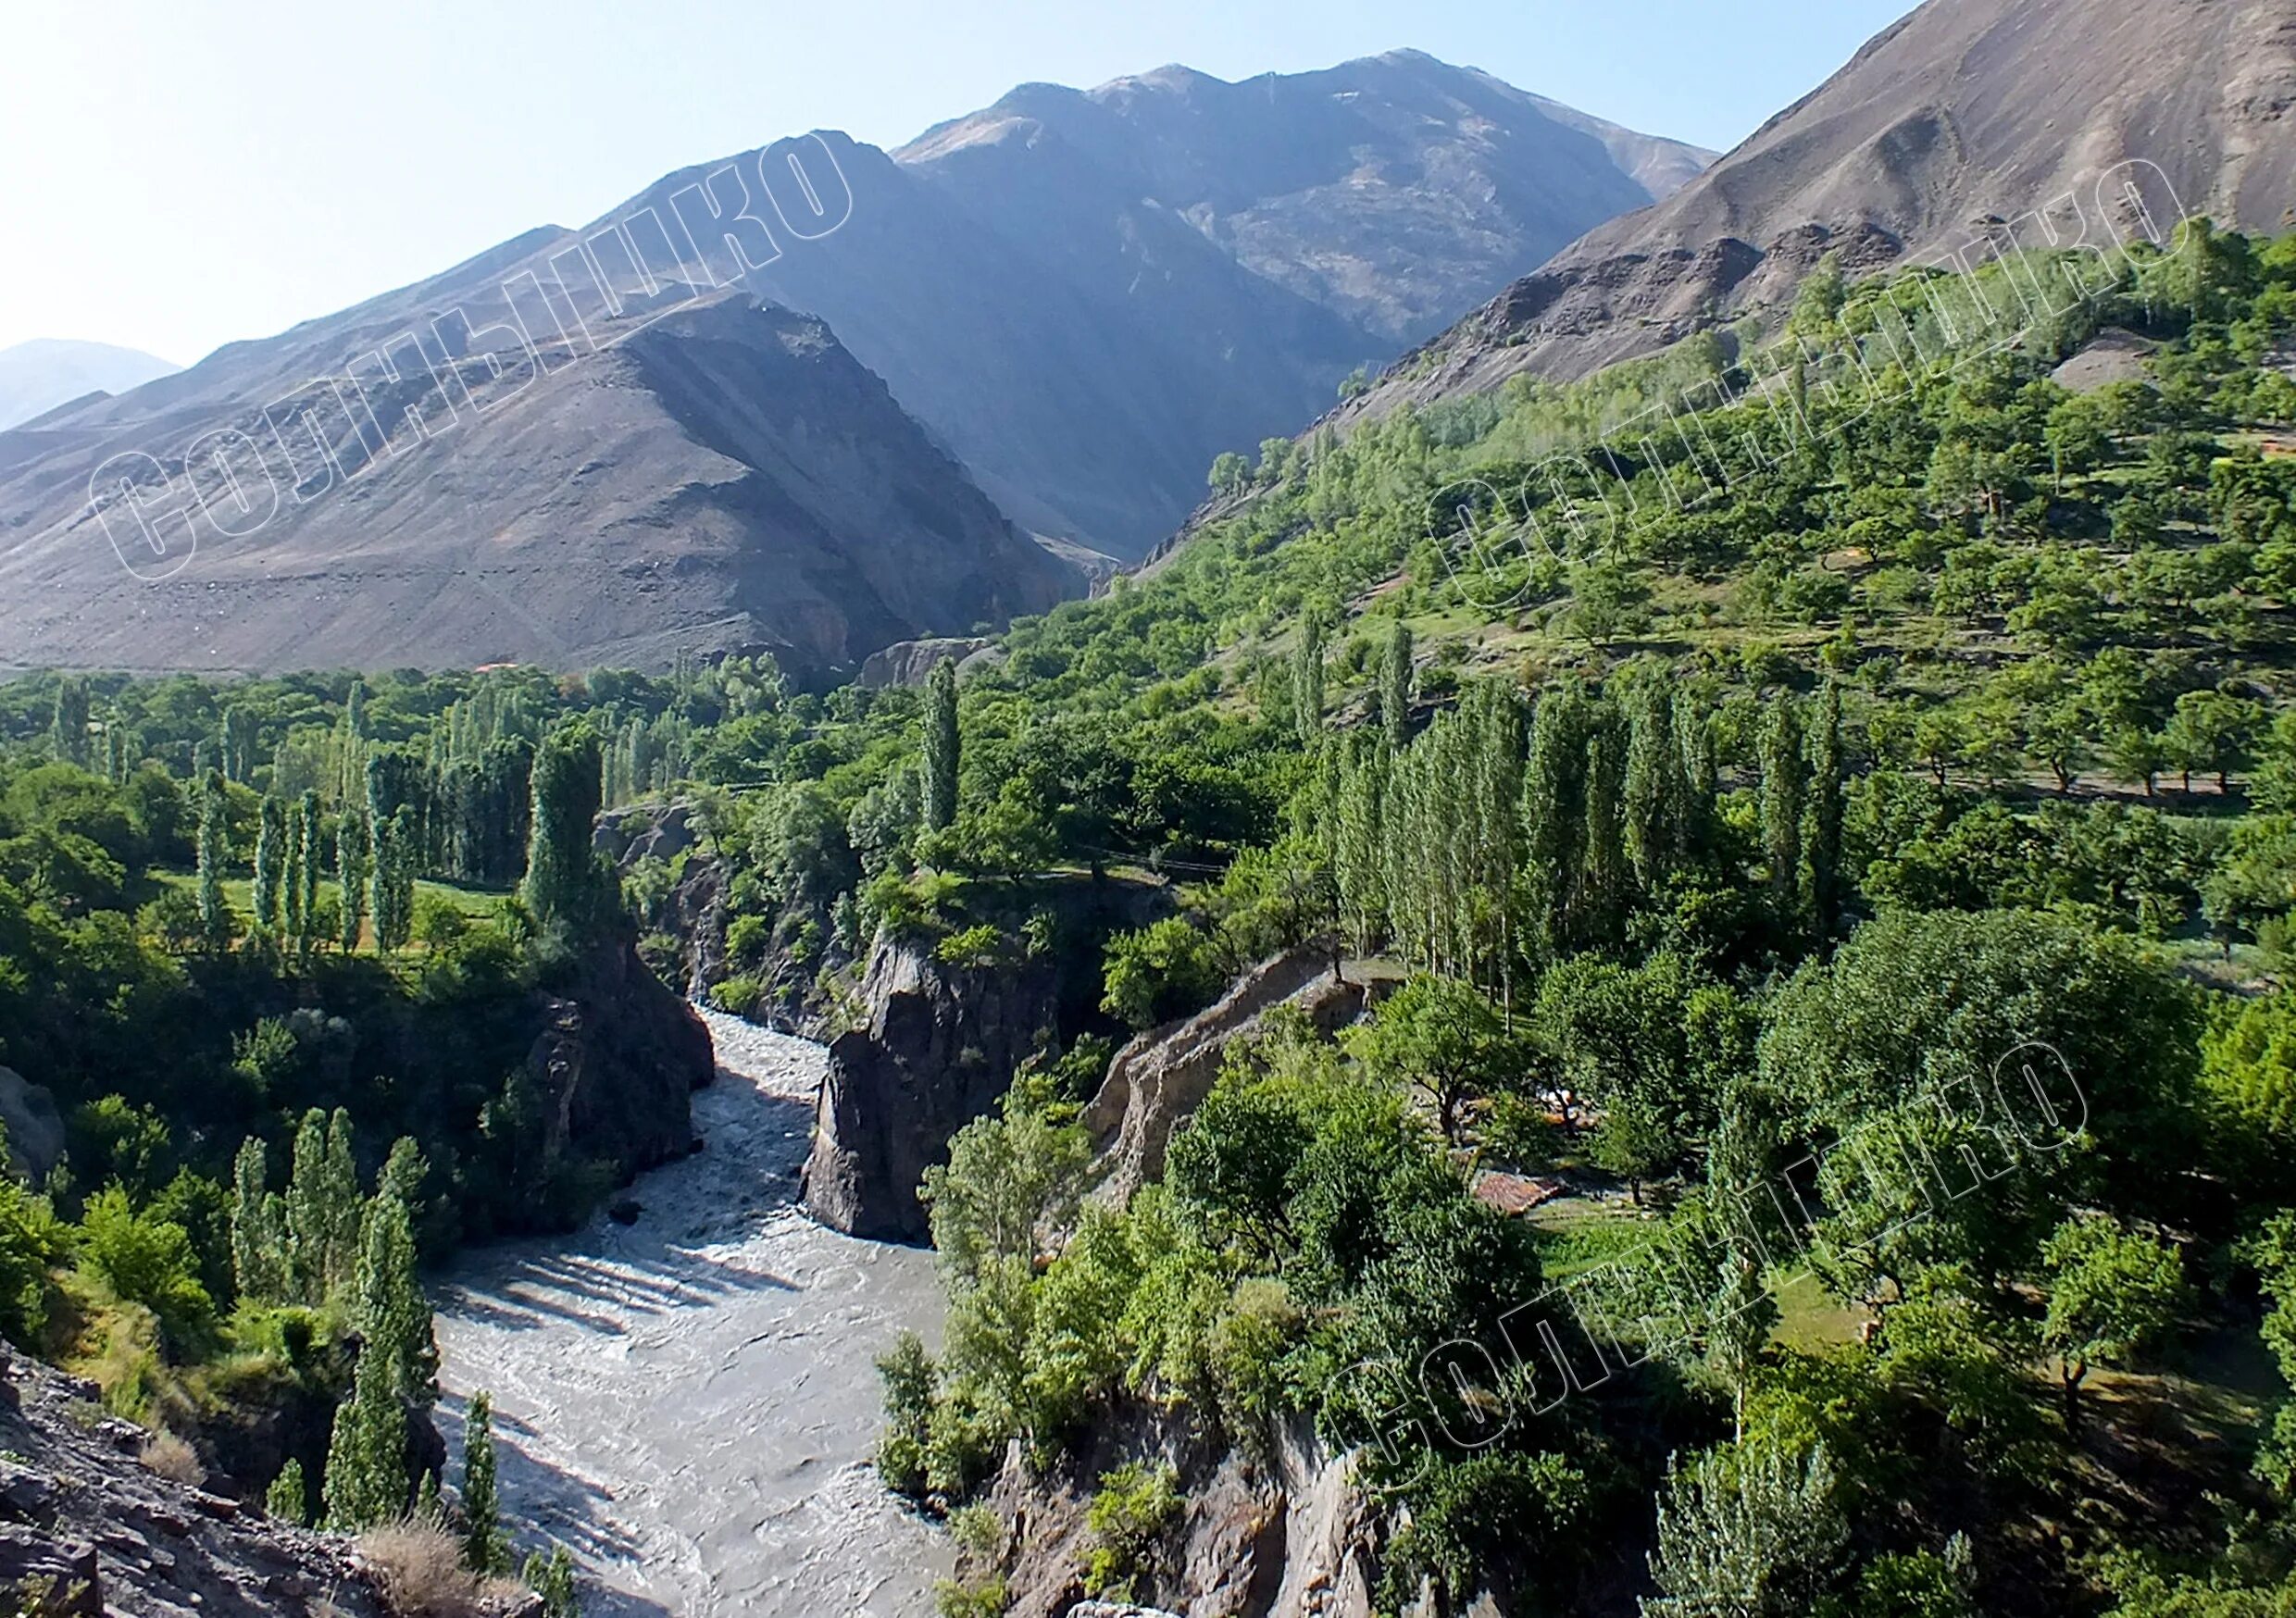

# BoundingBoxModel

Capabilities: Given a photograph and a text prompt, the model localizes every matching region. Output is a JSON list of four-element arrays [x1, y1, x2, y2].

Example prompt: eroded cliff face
[[1082, 945, 1371, 1208], [976, 1412, 1381, 1618], [804, 877, 1171, 1241]]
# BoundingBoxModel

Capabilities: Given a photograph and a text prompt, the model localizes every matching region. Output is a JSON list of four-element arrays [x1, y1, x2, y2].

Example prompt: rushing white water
[[432, 1009, 952, 1618]]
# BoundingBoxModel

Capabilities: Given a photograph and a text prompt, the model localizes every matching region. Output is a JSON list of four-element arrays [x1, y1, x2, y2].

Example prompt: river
[[431, 1009, 952, 1618]]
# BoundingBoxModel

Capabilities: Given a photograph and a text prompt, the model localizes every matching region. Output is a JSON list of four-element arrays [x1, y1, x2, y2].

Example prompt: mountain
[[0, 339, 178, 431], [1347, 0, 2296, 414], [733, 50, 1711, 552], [0, 51, 1707, 679], [0, 275, 1078, 678]]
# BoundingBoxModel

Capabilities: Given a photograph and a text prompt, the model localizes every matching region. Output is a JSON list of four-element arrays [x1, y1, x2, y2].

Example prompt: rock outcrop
[[982, 1410, 1378, 1618], [529, 939, 716, 1179], [0, 1346, 388, 1617], [805, 877, 1170, 1240], [1082, 946, 1370, 1207], [856, 637, 996, 690], [0, 1070, 66, 1184]]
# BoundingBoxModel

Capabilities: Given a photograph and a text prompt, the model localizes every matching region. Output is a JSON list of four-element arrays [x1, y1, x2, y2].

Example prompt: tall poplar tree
[[337, 809, 369, 953], [1803, 680, 1846, 932], [322, 1349, 406, 1531], [51, 678, 91, 768], [521, 722, 606, 934], [196, 769, 231, 952], [1379, 620, 1414, 751], [460, 1391, 506, 1575], [253, 797, 287, 940], [920, 660, 960, 833], [1760, 695, 1805, 912], [231, 1138, 283, 1304], [1292, 616, 1327, 747]]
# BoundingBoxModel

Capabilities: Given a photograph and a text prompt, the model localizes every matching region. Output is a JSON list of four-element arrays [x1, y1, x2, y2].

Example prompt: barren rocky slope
[[1346, 0, 2296, 413], [0, 1345, 387, 1617], [0, 293, 1078, 679]]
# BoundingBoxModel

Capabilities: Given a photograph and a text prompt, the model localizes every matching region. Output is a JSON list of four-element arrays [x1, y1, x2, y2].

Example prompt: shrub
[[359, 1518, 483, 1618], [1084, 1461, 1180, 1599], [1101, 919, 1224, 1030], [710, 976, 764, 1019], [935, 925, 1007, 970], [139, 1427, 203, 1486]]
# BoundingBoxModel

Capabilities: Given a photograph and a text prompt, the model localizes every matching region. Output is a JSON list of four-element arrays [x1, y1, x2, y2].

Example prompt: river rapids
[[432, 1009, 952, 1617]]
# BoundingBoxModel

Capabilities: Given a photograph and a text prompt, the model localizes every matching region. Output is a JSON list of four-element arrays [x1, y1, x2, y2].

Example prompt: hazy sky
[[0, 0, 1917, 366]]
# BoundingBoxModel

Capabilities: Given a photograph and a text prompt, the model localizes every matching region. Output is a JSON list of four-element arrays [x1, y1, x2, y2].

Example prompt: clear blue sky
[[0, 0, 1918, 366]]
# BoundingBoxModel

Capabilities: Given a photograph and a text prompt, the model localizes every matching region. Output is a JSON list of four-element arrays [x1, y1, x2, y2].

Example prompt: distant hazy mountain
[[0, 50, 1709, 679], [733, 50, 1712, 552], [0, 341, 178, 431], [1349, 0, 2296, 414]]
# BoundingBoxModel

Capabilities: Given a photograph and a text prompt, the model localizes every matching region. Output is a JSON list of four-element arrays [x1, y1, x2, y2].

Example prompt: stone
[[0, 1072, 64, 1185], [0, 1525, 98, 1615]]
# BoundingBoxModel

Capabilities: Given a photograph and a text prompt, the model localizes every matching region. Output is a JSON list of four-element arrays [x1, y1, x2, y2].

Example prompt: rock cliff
[[804, 877, 1170, 1241], [979, 1411, 1379, 1618], [528, 938, 716, 1180], [1082, 946, 1370, 1207]]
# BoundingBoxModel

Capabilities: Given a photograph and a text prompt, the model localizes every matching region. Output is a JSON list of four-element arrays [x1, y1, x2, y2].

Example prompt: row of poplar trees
[[1317, 663, 1847, 1004], [191, 717, 612, 954]]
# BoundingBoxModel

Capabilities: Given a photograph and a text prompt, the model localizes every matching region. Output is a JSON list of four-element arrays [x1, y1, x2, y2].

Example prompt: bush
[[76, 1188, 215, 1353], [139, 1427, 203, 1486], [710, 976, 764, 1019], [1101, 919, 1225, 1030], [1084, 1461, 1180, 1599], [934, 925, 1007, 970], [359, 1519, 484, 1618]]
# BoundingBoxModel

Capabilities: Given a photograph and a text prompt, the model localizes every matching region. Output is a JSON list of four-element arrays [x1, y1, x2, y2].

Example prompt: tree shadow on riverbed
[[439, 1089, 821, 1338], [435, 1395, 680, 1618]]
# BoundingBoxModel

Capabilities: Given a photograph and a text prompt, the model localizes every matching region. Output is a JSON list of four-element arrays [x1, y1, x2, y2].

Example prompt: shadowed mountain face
[[1348, 0, 2296, 414], [0, 340, 178, 431], [0, 289, 1078, 679]]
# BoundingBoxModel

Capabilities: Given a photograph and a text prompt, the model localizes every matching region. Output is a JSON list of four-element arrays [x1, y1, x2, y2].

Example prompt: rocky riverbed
[[432, 1010, 951, 1618]]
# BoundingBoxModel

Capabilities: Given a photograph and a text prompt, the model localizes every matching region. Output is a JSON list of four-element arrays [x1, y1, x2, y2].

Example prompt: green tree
[[2039, 1213, 2184, 1433], [1644, 1440, 1847, 1618], [252, 796, 286, 940], [1292, 615, 1327, 747], [336, 808, 369, 952], [1379, 620, 1415, 751], [354, 1165, 438, 1404], [1802, 681, 1845, 931], [921, 659, 960, 834], [266, 1458, 309, 1526], [1345, 974, 1520, 1144], [230, 1138, 283, 1303], [322, 1346, 407, 1531], [521, 1545, 579, 1618], [195, 768, 231, 951], [50, 678, 91, 769], [1759, 696, 1803, 915], [522, 723, 607, 936], [460, 1390, 507, 1574]]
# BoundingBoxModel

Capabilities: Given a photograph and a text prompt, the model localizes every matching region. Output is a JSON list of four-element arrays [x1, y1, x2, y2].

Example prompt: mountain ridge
[[1341, 0, 2296, 417]]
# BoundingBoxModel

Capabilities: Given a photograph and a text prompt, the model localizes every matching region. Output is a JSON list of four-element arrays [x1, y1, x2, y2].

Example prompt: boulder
[[0, 1071, 65, 1185]]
